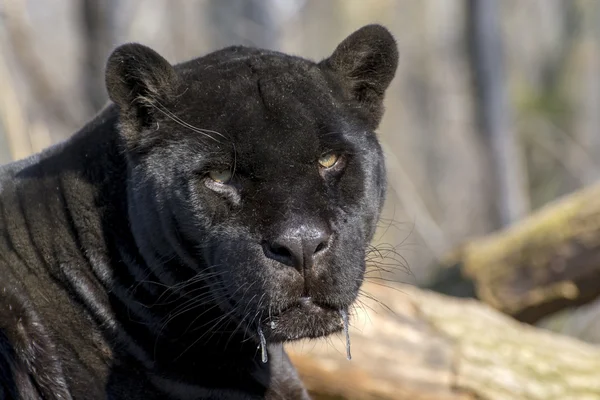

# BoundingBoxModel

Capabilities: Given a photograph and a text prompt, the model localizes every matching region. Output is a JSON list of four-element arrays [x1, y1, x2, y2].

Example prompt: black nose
[[263, 224, 331, 271]]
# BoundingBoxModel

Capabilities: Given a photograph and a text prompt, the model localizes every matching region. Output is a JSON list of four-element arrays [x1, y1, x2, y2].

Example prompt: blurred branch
[[384, 145, 449, 259], [3, 0, 79, 126], [573, 0, 600, 185], [431, 182, 600, 323], [0, 40, 32, 160], [529, 118, 600, 185], [288, 282, 600, 399]]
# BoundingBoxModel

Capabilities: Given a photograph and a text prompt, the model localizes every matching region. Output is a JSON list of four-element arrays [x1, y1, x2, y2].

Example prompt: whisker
[[149, 101, 225, 144]]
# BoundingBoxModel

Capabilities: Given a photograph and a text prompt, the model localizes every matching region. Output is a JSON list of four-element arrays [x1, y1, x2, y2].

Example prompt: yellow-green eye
[[208, 169, 232, 183], [318, 153, 339, 168]]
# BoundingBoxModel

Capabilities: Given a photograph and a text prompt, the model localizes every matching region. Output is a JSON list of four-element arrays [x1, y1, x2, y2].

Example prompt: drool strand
[[340, 309, 351, 360], [257, 326, 268, 363]]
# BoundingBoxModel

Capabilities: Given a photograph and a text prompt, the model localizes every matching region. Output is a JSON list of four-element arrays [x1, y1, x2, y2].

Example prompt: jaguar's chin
[[260, 297, 345, 343]]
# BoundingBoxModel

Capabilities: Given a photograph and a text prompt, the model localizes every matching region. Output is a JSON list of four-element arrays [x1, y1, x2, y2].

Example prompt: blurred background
[[3, 0, 600, 397]]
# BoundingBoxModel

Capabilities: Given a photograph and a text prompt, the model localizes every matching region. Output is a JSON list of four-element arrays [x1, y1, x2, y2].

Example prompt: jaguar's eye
[[208, 169, 232, 184], [318, 153, 339, 168]]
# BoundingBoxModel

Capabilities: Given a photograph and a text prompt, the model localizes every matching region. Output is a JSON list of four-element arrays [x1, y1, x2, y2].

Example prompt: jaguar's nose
[[263, 223, 331, 272]]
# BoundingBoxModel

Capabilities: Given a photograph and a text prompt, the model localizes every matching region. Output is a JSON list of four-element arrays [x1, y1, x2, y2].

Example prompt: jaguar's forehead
[[169, 51, 353, 164], [177, 53, 334, 111]]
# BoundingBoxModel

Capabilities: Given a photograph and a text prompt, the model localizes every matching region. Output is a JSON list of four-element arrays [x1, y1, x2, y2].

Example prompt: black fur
[[0, 25, 398, 399]]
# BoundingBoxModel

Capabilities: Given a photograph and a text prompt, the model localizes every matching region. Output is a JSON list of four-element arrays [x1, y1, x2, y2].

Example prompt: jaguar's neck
[[71, 108, 269, 382], [30, 106, 272, 392]]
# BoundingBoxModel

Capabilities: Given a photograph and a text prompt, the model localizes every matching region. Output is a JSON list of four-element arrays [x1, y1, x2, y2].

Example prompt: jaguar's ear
[[105, 43, 178, 132], [321, 24, 398, 127]]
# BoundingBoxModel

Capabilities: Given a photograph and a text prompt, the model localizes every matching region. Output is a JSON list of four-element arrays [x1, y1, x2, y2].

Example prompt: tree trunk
[[468, 0, 530, 226], [206, 0, 286, 50], [430, 182, 600, 323], [80, 0, 112, 113], [287, 282, 600, 399]]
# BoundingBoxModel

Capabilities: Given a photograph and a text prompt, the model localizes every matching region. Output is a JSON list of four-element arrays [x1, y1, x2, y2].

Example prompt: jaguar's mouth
[[254, 297, 352, 363], [259, 297, 345, 343]]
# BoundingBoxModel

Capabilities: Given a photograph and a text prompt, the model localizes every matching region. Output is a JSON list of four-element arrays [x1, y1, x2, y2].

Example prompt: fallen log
[[429, 182, 600, 323], [287, 282, 600, 400]]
